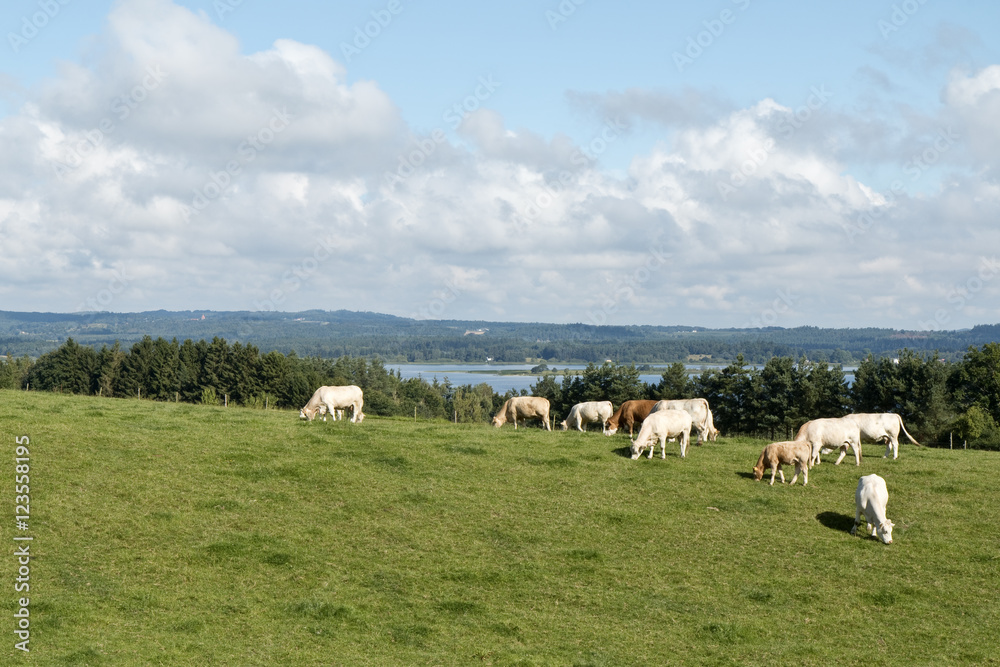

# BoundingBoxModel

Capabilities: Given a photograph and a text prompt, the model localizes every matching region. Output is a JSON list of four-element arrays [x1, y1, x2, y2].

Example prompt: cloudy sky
[[1, 0, 999, 330]]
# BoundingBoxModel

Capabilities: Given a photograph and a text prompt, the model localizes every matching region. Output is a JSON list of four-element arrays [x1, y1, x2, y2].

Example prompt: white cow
[[629, 409, 693, 460], [795, 417, 862, 466], [560, 401, 614, 432], [300, 385, 365, 423], [317, 405, 344, 422], [852, 474, 894, 544], [493, 396, 551, 430], [841, 413, 921, 460], [651, 398, 720, 443]]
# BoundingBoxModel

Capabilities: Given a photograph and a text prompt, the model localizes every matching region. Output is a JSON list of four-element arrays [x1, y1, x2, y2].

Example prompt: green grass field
[[2, 389, 999, 666]]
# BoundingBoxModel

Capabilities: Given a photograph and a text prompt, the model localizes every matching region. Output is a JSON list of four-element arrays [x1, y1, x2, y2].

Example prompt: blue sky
[[1, 0, 999, 330]]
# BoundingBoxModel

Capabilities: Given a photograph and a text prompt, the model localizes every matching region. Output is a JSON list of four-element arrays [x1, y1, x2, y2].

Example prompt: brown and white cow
[[603, 400, 660, 437], [492, 396, 551, 430]]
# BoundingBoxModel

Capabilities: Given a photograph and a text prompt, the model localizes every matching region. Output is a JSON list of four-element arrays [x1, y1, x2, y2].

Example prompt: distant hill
[[1, 309, 997, 364]]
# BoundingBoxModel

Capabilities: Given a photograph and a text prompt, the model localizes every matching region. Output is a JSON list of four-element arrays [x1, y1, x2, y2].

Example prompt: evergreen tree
[[653, 362, 693, 399]]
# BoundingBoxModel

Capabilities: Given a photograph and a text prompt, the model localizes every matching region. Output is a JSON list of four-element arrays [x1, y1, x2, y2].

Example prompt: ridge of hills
[[1, 309, 996, 364]]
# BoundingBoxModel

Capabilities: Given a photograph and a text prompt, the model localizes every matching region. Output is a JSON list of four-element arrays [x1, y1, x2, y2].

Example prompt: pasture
[[2, 389, 999, 666]]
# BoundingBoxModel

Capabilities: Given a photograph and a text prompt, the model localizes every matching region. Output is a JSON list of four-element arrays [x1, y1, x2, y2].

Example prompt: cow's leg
[[769, 466, 777, 486], [659, 435, 666, 459], [680, 432, 688, 458], [800, 462, 808, 486], [851, 507, 861, 535], [889, 436, 898, 460], [834, 447, 848, 465]]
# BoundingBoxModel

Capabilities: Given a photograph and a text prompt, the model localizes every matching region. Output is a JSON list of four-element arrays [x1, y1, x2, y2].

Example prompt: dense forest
[[3, 309, 1000, 363], [5, 336, 1000, 449]]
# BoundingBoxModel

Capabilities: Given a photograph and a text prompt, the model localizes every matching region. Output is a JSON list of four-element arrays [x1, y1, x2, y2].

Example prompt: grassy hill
[[2, 390, 999, 665]]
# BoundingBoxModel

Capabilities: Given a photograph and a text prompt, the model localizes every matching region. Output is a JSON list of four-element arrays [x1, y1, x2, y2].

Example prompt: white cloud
[[0, 0, 998, 332]]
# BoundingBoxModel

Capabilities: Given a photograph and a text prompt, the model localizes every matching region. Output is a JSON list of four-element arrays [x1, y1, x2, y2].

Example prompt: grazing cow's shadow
[[612, 446, 633, 459], [817, 511, 856, 533], [735, 471, 756, 481]]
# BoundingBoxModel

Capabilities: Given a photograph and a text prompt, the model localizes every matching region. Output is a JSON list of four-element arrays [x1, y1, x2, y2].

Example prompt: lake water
[[386, 363, 856, 394], [385, 363, 720, 394]]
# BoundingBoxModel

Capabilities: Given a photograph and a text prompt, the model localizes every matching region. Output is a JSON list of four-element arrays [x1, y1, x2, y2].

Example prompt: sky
[[1, 0, 999, 331]]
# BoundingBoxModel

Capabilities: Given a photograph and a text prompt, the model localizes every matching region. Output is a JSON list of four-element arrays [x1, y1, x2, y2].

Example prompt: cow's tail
[[898, 415, 923, 446]]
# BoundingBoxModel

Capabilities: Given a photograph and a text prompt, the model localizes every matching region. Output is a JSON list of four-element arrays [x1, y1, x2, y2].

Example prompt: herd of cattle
[[300, 386, 907, 544]]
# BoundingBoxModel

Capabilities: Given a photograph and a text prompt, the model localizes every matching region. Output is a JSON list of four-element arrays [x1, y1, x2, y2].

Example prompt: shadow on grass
[[612, 446, 633, 459], [734, 471, 756, 481], [817, 511, 856, 533]]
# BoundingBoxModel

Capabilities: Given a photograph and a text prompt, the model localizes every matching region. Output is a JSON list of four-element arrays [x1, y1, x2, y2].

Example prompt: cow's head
[[752, 463, 765, 481], [629, 436, 648, 460], [875, 520, 894, 544], [559, 420, 568, 431], [300, 406, 316, 421], [492, 415, 505, 428], [354, 411, 366, 423], [604, 426, 619, 436]]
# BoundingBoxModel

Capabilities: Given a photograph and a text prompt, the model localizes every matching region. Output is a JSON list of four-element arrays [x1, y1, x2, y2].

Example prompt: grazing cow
[[752, 440, 812, 486], [604, 400, 660, 437], [795, 417, 862, 466], [842, 413, 921, 460], [560, 401, 614, 432], [493, 396, 551, 430], [630, 409, 693, 459], [300, 385, 365, 423], [317, 405, 344, 422], [650, 398, 720, 444], [852, 474, 894, 544]]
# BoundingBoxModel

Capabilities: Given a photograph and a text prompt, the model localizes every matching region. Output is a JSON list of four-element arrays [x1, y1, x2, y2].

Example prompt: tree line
[[3, 337, 999, 448]]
